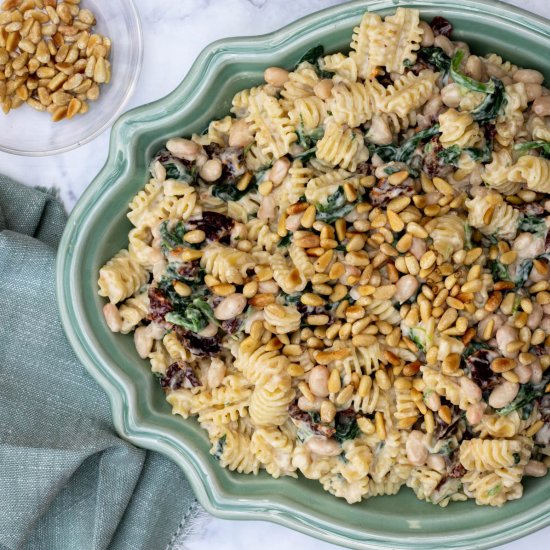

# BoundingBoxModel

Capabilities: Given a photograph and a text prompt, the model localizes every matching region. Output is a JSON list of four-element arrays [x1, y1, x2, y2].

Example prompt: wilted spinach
[[497, 378, 549, 416], [464, 222, 473, 250], [296, 44, 333, 78], [489, 259, 510, 282], [519, 215, 548, 237], [165, 297, 217, 333], [514, 140, 550, 159], [212, 435, 226, 460], [515, 259, 533, 288], [159, 220, 186, 253], [437, 144, 462, 166], [278, 234, 292, 248], [316, 187, 356, 223], [333, 410, 360, 443], [418, 46, 451, 73], [464, 340, 490, 359], [471, 79, 505, 123], [451, 50, 496, 94], [212, 173, 259, 202]]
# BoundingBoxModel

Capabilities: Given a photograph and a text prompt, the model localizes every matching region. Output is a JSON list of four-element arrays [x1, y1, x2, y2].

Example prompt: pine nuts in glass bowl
[[0, 0, 142, 156]]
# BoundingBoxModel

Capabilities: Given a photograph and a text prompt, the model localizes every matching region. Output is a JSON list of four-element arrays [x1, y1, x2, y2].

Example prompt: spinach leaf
[[296, 44, 333, 78], [519, 215, 548, 237], [316, 187, 356, 224], [165, 297, 217, 333], [212, 174, 258, 202], [464, 143, 493, 163], [212, 435, 226, 460], [395, 124, 441, 162], [159, 220, 186, 252], [489, 259, 510, 282], [333, 412, 360, 443], [278, 234, 292, 248], [471, 78, 505, 123], [295, 122, 324, 151], [368, 143, 398, 162], [383, 165, 404, 175], [437, 144, 462, 166], [451, 50, 496, 94], [418, 46, 451, 73], [497, 381, 547, 416], [292, 146, 318, 162], [464, 340, 490, 358], [514, 140, 550, 159], [515, 259, 533, 288], [283, 292, 303, 305]]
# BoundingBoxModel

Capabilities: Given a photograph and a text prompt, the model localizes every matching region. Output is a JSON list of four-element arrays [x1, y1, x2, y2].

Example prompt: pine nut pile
[[0, 0, 111, 121]]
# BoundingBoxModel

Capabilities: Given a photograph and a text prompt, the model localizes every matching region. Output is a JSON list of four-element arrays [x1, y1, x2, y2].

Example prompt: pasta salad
[[98, 8, 550, 507]]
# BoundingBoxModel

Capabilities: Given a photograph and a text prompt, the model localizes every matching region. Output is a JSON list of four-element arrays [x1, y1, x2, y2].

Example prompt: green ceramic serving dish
[[57, 1, 550, 548]]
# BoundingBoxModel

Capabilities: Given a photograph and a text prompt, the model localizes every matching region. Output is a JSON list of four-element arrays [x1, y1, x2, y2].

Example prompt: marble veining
[[2, 1, 548, 549]]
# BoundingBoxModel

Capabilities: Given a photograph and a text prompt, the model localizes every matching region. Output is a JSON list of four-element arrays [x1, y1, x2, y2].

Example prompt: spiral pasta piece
[[98, 249, 148, 304]]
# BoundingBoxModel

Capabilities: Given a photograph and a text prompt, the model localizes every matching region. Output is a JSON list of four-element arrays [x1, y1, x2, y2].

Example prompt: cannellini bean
[[512, 232, 545, 262], [524, 460, 548, 477], [103, 303, 122, 332], [533, 96, 550, 117], [258, 195, 275, 221], [514, 68, 544, 85], [229, 119, 254, 147], [525, 83, 542, 102], [244, 310, 264, 333], [134, 326, 154, 359], [530, 359, 543, 384], [147, 322, 165, 340], [264, 66, 289, 87], [394, 274, 419, 304], [466, 402, 486, 425], [214, 294, 247, 321], [423, 95, 443, 120], [285, 213, 303, 231], [410, 237, 427, 261], [166, 138, 201, 161], [306, 436, 342, 456], [366, 115, 393, 145], [440, 83, 462, 108], [313, 79, 333, 100], [527, 303, 543, 330], [496, 325, 519, 358], [424, 391, 441, 412], [231, 222, 247, 241], [207, 357, 226, 389], [199, 323, 219, 337], [427, 454, 446, 473], [199, 158, 223, 182], [297, 395, 323, 412], [308, 365, 330, 398], [477, 313, 504, 339], [269, 157, 291, 185], [464, 55, 484, 82], [406, 430, 428, 466], [151, 160, 166, 182], [434, 35, 455, 56], [514, 364, 532, 384], [460, 377, 482, 401], [488, 381, 519, 409], [419, 20, 434, 47], [258, 280, 279, 294]]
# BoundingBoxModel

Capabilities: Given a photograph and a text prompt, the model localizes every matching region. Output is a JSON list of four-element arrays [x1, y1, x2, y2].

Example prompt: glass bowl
[[0, 0, 142, 156], [57, 1, 550, 548]]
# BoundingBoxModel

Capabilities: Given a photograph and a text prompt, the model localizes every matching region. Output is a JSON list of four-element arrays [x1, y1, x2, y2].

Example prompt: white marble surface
[[3, 1, 549, 549]]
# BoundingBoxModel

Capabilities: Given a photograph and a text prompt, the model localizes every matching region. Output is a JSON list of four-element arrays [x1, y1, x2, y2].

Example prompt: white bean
[[199, 323, 219, 337], [258, 195, 275, 221], [496, 325, 519, 358], [258, 280, 278, 294], [134, 326, 154, 359], [514, 364, 532, 384], [427, 454, 446, 473], [394, 274, 419, 304], [466, 402, 486, 425], [285, 213, 303, 231], [464, 55, 484, 81], [207, 357, 226, 389], [214, 294, 247, 321], [151, 160, 166, 182], [306, 436, 342, 456], [308, 365, 329, 398], [434, 35, 454, 56], [264, 66, 289, 87], [406, 430, 428, 466], [525, 83, 542, 102], [103, 303, 122, 332], [460, 377, 482, 402], [527, 303, 543, 330], [410, 237, 427, 261], [313, 79, 333, 100], [166, 138, 201, 161], [488, 381, 519, 409], [229, 119, 254, 147], [297, 395, 323, 412], [441, 83, 462, 108], [199, 158, 222, 182], [533, 96, 550, 117], [269, 157, 291, 185], [419, 20, 434, 47], [366, 115, 393, 145], [513, 68, 544, 85], [424, 391, 441, 412], [524, 460, 548, 477], [530, 360, 543, 384]]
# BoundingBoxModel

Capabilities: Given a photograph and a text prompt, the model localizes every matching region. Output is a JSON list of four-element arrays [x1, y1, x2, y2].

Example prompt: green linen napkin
[[0, 176, 201, 550]]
